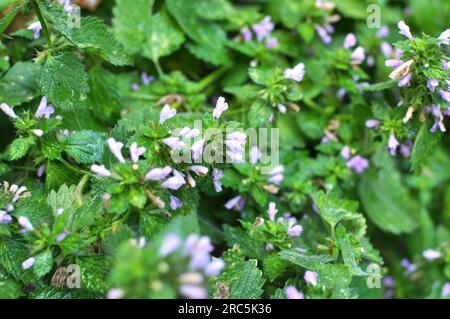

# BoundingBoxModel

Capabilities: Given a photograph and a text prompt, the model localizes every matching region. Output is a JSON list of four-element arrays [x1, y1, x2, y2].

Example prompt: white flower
[[145, 166, 172, 181], [343, 33, 357, 49], [191, 139, 205, 161], [159, 233, 181, 257], [107, 138, 126, 163], [212, 168, 224, 193], [213, 97, 228, 119], [189, 165, 209, 176], [304, 270, 318, 286], [18, 216, 34, 232], [35, 97, 54, 119], [107, 288, 125, 299], [438, 29, 450, 45], [33, 129, 44, 137], [398, 21, 413, 40], [389, 59, 414, 80], [422, 249, 442, 261], [159, 104, 177, 124], [267, 202, 278, 221], [91, 164, 112, 177], [163, 137, 185, 150], [129, 142, 146, 163], [1, 103, 17, 119], [283, 63, 306, 82], [161, 170, 186, 190], [22, 257, 35, 270], [27, 21, 42, 39]]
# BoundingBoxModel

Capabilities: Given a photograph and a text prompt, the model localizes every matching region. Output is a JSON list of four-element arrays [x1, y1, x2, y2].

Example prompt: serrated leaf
[[0, 2, 23, 34], [411, 123, 441, 174], [228, 259, 264, 299], [0, 237, 35, 283], [248, 99, 272, 128], [143, 11, 185, 62], [112, 0, 154, 55], [76, 255, 111, 293], [7, 136, 35, 160], [278, 250, 334, 271], [0, 62, 41, 106], [335, 226, 367, 276], [33, 249, 53, 278], [0, 272, 23, 298], [64, 130, 105, 164], [40, 52, 90, 110], [47, 184, 77, 212]]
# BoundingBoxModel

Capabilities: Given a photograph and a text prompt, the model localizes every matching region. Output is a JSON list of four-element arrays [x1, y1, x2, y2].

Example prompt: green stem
[[125, 92, 159, 101], [197, 66, 229, 91], [75, 174, 90, 207], [153, 59, 164, 76], [33, 0, 53, 49]]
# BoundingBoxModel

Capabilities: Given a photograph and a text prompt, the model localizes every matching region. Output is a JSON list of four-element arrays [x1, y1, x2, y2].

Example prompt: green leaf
[[71, 196, 102, 231], [335, 226, 367, 276], [112, 0, 155, 55], [410, 123, 441, 174], [40, 52, 90, 110], [46, 184, 77, 213], [76, 255, 111, 293], [46, 162, 80, 191], [0, 271, 23, 298], [143, 11, 185, 62], [359, 155, 418, 234], [64, 130, 105, 164], [0, 237, 35, 283], [7, 136, 35, 161], [263, 253, 286, 282], [248, 99, 272, 128], [229, 259, 264, 299], [278, 249, 334, 271], [0, 2, 23, 34], [362, 80, 398, 92], [33, 249, 53, 278], [0, 62, 42, 106]]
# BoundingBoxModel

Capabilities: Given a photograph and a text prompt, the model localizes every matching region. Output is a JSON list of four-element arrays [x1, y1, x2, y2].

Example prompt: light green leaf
[[7, 136, 36, 161], [33, 250, 53, 278], [0, 62, 41, 106], [64, 130, 105, 164], [278, 250, 334, 271]]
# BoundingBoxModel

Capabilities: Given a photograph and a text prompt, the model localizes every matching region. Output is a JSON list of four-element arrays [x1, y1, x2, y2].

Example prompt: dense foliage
[[0, 0, 449, 299]]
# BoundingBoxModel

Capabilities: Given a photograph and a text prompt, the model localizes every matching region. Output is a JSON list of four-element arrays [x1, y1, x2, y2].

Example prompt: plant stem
[[153, 59, 164, 76], [197, 66, 229, 91], [32, 0, 53, 49], [75, 174, 90, 207]]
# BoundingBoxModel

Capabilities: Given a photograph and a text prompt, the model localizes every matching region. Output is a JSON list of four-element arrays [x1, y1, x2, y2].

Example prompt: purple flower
[[277, 103, 287, 113], [343, 33, 357, 49], [250, 146, 262, 164], [22, 257, 35, 270], [347, 156, 369, 174], [252, 16, 274, 42], [241, 27, 252, 41], [225, 132, 247, 163], [266, 37, 278, 49], [267, 202, 278, 221], [315, 25, 332, 44], [383, 276, 395, 288], [422, 248, 442, 261], [340, 146, 351, 160], [398, 21, 413, 40], [304, 270, 318, 286], [427, 78, 439, 92], [268, 165, 284, 186], [366, 119, 381, 129], [388, 134, 400, 156], [398, 72, 412, 87], [56, 231, 69, 242], [131, 83, 140, 91], [107, 288, 124, 299], [169, 195, 183, 211], [442, 283, 450, 298], [28, 21, 42, 39], [159, 233, 181, 257], [284, 62, 306, 82], [179, 285, 207, 299], [141, 72, 154, 85], [0, 210, 13, 224], [204, 258, 225, 277], [189, 165, 208, 176], [35, 97, 55, 119], [191, 139, 205, 161], [159, 104, 177, 124], [288, 224, 303, 237], [376, 26, 390, 38], [212, 168, 224, 193], [439, 89, 450, 102], [427, 105, 446, 133], [130, 142, 146, 163], [18, 216, 33, 232], [161, 170, 186, 190], [213, 96, 228, 119], [385, 59, 404, 68], [107, 138, 126, 163], [381, 42, 393, 58], [163, 137, 185, 150], [401, 258, 417, 273], [438, 29, 450, 45], [224, 195, 245, 211], [285, 286, 304, 299], [400, 143, 411, 158], [351, 46, 365, 64], [145, 166, 172, 181], [442, 60, 450, 70], [91, 164, 111, 177], [1, 103, 17, 119]]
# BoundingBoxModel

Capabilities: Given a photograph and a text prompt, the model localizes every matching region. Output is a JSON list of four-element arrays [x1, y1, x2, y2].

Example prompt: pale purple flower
[[398, 21, 413, 40], [169, 195, 183, 211], [159, 104, 177, 124], [381, 42, 393, 58], [107, 288, 124, 299], [141, 72, 154, 85], [191, 139, 205, 161], [91, 164, 111, 177], [267, 202, 278, 221], [131, 83, 140, 91], [163, 137, 185, 150], [315, 25, 332, 44], [401, 258, 417, 273], [250, 145, 262, 164], [36, 163, 45, 177], [159, 233, 181, 257], [422, 248, 442, 261], [427, 105, 446, 133], [266, 37, 278, 49], [304, 270, 318, 286], [28, 21, 42, 39], [213, 97, 228, 119], [181, 128, 200, 139], [241, 27, 252, 41], [337, 88, 346, 100], [398, 73, 412, 87], [366, 119, 381, 129], [400, 143, 411, 158], [56, 231, 69, 242], [288, 224, 303, 237], [129, 142, 146, 163], [376, 26, 390, 38], [388, 134, 400, 156], [32, 129, 44, 137], [161, 171, 186, 190], [340, 146, 351, 160], [1, 103, 17, 119], [224, 195, 244, 211], [351, 46, 365, 64], [56, 208, 64, 216], [385, 59, 404, 68], [35, 97, 54, 119], [189, 165, 208, 176], [284, 62, 306, 82], [442, 60, 450, 70], [285, 286, 304, 299], [268, 165, 284, 186], [204, 258, 225, 277], [347, 156, 369, 174], [442, 283, 450, 297], [343, 33, 357, 49], [438, 29, 450, 45], [212, 168, 224, 193], [107, 138, 126, 163], [18, 216, 33, 232], [383, 276, 395, 288], [252, 16, 274, 42], [22, 257, 35, 270], [0, 210, 13, 224], [277, 103, 287, 114], [439, 89, 450, 102], [145, 166, 172, 181], [427, 78, 439, 92], [179, 285, 207, 299]]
